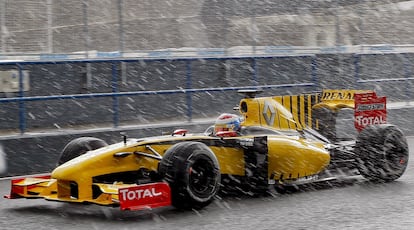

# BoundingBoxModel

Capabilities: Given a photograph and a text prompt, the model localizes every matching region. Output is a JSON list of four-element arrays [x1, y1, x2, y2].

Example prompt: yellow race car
[[4, 89, 409, 211]]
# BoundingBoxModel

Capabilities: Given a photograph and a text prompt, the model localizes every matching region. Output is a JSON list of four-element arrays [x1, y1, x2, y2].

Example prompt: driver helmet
[[214, 113, 242, 134]]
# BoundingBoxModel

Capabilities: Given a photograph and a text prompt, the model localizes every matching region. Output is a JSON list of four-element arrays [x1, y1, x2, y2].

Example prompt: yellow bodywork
[[48, 137, 251, 202], [267, 136, 329, 180], [8, 90, 340, 206]]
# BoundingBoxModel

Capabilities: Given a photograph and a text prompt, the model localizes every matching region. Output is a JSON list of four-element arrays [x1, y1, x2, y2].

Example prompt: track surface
[[1, 138, 414, 230]]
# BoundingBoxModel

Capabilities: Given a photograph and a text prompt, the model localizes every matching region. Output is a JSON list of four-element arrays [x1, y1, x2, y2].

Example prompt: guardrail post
[[403, 53, 412, 104], [111, 61, 119, 127], [311, 56, 318, 90], [17, 63, 26, 134], [252, 57, 258, 85], [185, 60, 192, 122], [354, 54, 361, 87]]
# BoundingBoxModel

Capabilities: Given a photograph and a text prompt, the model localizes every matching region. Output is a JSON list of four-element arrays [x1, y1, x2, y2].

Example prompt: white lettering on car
[[356, 103, 385, 111], [120, 188, 162, 201], [239, 138, 254, 147], [355, 115, 386, 126]]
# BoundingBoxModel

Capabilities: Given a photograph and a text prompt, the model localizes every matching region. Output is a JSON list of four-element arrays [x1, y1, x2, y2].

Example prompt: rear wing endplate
[[354, 92, 387, 131]]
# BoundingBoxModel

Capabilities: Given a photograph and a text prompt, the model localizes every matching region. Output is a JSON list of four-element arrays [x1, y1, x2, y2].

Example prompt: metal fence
[[1, 0, 414, 56], [0, 52, 413, 135], [0, 55, 317, 134]]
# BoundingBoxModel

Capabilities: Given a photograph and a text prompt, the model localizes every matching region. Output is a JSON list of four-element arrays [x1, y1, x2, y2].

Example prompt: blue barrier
[[0, 54, 413, 134], [354, 53, 414, 101], [0, 56, 318, 134]]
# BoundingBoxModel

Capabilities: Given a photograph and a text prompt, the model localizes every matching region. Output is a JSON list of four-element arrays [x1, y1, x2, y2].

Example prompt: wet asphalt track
[[1, 138, 414, 230]]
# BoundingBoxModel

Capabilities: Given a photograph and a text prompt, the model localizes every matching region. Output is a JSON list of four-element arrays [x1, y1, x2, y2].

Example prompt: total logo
[[355, 115, 386, 126], [119, 187, 162, 201], [118, 182, 171, 210]]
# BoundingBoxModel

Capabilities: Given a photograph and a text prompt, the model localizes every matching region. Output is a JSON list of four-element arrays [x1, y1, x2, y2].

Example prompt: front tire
[[356, 124, 409, 182], [158, 142, 221, 210], [58, 137, 108, 165]]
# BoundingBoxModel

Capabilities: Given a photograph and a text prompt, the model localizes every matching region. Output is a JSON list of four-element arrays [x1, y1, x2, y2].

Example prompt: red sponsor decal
[[172, 129, 188, 136], [118, 182, 171, 211], [215, 130, 238, 137], [354, 92, 387, 131]]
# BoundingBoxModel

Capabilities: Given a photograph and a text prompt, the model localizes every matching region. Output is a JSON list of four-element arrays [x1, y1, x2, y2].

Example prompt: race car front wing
[[4, 175, 172, 211]]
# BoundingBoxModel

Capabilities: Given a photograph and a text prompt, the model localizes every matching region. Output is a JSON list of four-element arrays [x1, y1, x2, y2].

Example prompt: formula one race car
[[4, 89, 409, 211]]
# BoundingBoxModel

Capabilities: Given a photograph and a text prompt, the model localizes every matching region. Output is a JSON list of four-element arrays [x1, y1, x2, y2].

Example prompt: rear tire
[[158, 142, 221, 210], [356, 124, 409, 182], [58, 137, 108, 165]]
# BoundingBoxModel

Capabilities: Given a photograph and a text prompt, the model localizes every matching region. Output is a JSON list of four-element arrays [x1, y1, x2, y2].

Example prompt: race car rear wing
[[240, 89, 388, 140], [354, 91, 387, 131], [306, 89, 387, 139], [238, 89, 388, 136]]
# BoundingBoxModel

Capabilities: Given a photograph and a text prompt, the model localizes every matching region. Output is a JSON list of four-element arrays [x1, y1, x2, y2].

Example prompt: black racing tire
[[58, 137, 108, 165], [356, 124, 409, 182], [158, 142, 221, 210]]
